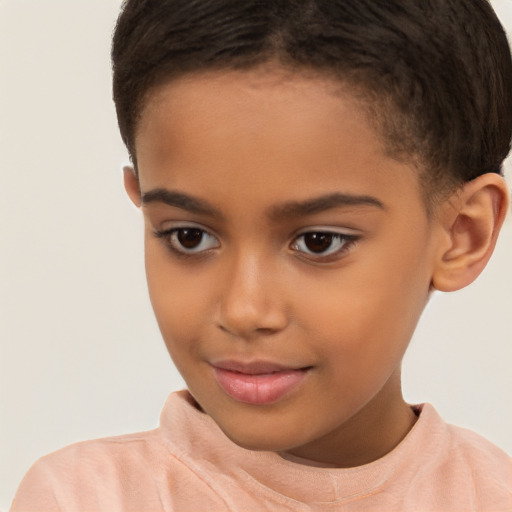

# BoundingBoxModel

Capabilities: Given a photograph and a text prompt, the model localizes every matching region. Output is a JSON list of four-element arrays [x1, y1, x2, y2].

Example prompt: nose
[[216, 250, 289, 339]]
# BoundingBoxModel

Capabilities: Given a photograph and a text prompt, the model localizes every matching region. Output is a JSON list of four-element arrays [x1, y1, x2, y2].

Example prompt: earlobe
[[432, 173, 510, 292], [123, 165, 142, 208]]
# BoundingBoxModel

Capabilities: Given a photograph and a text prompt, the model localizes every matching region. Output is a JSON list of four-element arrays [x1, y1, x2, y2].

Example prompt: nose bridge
[[217, 244, 287, 338]]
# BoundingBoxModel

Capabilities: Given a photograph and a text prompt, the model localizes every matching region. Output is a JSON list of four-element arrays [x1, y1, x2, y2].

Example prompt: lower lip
[[212, 367, 309, 405]]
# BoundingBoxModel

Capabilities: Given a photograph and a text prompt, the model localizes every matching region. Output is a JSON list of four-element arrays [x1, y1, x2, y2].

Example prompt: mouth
[[211, 360, 312, 405]]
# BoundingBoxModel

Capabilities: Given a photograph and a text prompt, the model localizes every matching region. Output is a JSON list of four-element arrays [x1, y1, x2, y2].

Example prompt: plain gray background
[[1, 0, 511, 510]]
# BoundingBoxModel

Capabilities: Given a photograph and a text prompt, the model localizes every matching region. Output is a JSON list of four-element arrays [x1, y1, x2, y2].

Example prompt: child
[[10, 0, 512, 510]]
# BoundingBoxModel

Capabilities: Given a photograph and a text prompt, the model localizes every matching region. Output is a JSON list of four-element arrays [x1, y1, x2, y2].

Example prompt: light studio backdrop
[[1, 1, 511, 510]]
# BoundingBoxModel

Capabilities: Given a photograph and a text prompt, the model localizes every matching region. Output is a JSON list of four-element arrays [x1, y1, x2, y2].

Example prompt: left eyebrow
[[267, 192, 385, 221]]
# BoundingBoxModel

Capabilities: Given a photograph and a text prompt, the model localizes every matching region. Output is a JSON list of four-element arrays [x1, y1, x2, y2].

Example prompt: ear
[[432, 173, 510, 292], [123, 165, 142, 208]]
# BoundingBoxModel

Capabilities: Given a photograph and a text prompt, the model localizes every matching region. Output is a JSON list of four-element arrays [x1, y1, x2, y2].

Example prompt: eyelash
[[153, 227, 359, 262]]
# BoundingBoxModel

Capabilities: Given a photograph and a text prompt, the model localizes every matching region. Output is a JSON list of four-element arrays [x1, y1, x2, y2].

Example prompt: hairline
[[131, 63, 457, 217]]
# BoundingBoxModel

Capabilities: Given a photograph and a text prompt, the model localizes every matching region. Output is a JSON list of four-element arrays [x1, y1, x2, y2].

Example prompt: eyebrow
[[141, 188, 385, 221], [142, 189, 222, 218], [267, 192, 385, 220]]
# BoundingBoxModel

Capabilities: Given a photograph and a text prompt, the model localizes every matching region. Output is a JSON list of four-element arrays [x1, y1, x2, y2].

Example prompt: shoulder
[[447, 423, 512, 509], [43, 428, 167, 473], [445, 421, 512, 479], [411, 404, 512, 510], [10, 429, 168, 511], [10, 392, 232, 511], [415, 404, 511, 470]]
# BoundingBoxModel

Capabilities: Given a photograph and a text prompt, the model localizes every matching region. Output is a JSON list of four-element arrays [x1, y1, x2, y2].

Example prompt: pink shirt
[[11, 390, 512, 511]]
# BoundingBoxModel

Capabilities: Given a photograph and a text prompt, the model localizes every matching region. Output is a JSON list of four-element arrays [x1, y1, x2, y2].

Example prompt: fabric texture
[[11, 390, 512, 511]]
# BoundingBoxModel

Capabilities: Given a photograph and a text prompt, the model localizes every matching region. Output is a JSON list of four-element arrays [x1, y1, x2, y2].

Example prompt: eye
[[154, 227, 220, 256], [291, 231, 358, 260]]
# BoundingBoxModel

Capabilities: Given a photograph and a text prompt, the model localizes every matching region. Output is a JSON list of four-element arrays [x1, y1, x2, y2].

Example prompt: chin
[[211, 409, 310, 453], [222, 426, 293, 452]]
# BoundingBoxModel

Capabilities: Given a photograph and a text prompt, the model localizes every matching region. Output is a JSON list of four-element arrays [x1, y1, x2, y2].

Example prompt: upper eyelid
[[156, 223, 360, 243], [159, 221, 359, 234], [157, 222, 219, 241], [294, 226, 360, 236]]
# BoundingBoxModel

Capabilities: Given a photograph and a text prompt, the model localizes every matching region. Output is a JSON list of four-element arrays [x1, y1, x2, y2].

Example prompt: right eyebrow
[[141, 188, 225, 220]]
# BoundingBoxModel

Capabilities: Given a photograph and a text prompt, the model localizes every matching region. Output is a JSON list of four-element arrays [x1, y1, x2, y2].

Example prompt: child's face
[[131, 69, 440, 465]]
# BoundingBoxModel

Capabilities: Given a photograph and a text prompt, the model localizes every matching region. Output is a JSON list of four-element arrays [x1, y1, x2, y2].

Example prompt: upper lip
[[211, 359, 309, 375]]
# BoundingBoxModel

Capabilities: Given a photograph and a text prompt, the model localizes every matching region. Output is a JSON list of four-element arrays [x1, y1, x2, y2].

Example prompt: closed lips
[[211, 361, 311, 405]]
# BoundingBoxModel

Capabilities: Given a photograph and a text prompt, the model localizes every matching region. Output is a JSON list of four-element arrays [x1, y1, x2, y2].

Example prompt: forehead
[[136, 69, 379, 165], [134, 69, 424, 218]]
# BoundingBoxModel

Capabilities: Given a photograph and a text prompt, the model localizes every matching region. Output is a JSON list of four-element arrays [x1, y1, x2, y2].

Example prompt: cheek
[[144, 241, 211, 351], [295, 288, 418, 413], [297, 249, 430, 373]]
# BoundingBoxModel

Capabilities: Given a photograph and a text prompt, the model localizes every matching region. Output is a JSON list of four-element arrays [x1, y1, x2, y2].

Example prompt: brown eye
[[291, 231, 358, 260], [303, 233, 335, 253], [155, 227, 220, 255], [177, 228, 204, 249], [171, 227, 219, 253]]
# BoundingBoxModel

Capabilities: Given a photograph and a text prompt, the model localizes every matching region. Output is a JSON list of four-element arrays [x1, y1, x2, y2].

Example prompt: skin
[[125, 69, 509, 467]]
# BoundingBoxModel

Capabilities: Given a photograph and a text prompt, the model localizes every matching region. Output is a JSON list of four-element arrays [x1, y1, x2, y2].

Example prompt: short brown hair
[[112, 0, 512, 199]]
